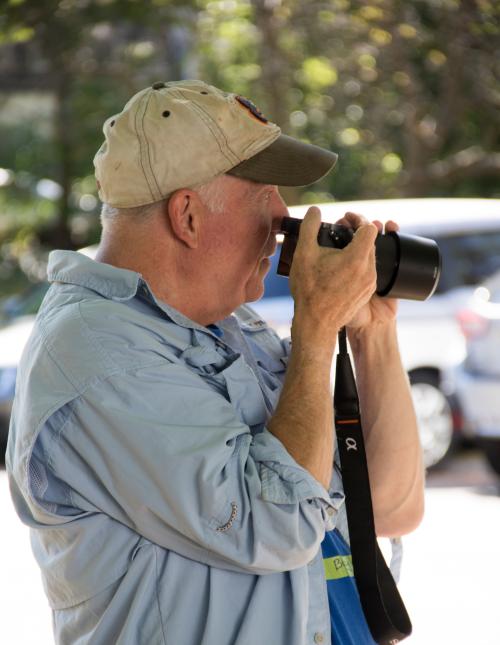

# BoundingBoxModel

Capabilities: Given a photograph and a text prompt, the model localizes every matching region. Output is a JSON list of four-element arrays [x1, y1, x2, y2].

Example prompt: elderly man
[[7, 80, 423, 645]]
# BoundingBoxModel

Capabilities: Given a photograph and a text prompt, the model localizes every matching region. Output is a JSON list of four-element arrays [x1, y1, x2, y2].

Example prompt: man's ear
[[166, 189, 203, 249]]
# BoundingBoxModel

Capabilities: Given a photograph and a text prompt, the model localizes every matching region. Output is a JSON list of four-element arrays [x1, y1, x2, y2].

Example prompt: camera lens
[[278, 217, 442, 301], [375, 232, 441, 301]]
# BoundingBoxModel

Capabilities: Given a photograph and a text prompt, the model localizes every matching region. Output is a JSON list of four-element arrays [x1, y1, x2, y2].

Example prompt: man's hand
[[334, 211, 400, 332], [269, 207, 378, 488], [289, 207, 379, 349]]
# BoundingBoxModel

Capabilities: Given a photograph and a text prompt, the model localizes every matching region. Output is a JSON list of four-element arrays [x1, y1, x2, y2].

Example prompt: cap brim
[[227, 134, 338, 187]]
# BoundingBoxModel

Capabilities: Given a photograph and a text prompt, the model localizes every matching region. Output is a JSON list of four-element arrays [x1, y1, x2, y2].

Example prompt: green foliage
[[0, 0, 499, 291]]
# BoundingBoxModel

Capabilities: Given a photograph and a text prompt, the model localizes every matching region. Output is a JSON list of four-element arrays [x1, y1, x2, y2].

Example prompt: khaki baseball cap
[[94, 80, 338, 208]]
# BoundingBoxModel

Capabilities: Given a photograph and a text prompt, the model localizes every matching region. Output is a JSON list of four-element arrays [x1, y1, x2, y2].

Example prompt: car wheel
[[409, 370, 457, 469], [478, 439, 500, 476]]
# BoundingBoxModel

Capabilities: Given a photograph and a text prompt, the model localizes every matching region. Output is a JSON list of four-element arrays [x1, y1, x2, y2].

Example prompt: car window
[[435, 230, 500, 293], [483, 272, 500, 304], [490, 290, 500, 303]]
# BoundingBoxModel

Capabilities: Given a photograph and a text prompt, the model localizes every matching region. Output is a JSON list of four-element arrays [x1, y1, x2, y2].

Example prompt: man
[[7, 80, 424, 645]]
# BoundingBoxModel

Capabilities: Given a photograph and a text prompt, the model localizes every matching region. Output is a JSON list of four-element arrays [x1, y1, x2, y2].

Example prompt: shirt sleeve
[[34, 359, 344, 576]]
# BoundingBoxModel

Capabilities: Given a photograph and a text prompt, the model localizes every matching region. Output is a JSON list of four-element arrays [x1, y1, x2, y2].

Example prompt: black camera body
[[277, 216, 441, 301]]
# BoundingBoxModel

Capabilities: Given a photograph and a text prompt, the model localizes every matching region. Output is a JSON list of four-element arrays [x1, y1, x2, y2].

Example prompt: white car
[[253, 197, 500, 468], [452, 270, 500, 475]]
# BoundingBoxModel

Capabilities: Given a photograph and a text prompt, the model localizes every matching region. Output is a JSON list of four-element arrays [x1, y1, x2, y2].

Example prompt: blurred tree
[[349, 0, 500, 197], [306, 0, 500, 198], [196, 0, 499, 201], [0, 0, 196, 281], [0, 0, 499, 292]]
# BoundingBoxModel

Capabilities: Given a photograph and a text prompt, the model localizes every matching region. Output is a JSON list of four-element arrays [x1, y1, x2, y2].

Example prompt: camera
[[277, 216, 441, 301]]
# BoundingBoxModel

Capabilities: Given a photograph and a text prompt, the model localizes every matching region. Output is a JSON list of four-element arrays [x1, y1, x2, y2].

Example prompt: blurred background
[[1, 0, 500, 643], [1, 0, 499, 292]]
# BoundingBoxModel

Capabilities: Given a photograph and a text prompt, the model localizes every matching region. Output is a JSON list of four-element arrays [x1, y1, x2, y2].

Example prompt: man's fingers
[[350, 222, 378, 251], [337, 211, 370, 229], [296, 207, 322, 253], [296, 208, 378, 261], [385, 219, 400, 233]]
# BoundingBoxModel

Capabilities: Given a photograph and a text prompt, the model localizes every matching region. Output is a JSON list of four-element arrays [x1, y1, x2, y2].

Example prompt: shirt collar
[[47, 250, 141, 301]]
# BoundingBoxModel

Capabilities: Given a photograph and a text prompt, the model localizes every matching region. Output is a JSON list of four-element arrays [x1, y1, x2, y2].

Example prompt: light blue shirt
[[7, 250, 347, 645]]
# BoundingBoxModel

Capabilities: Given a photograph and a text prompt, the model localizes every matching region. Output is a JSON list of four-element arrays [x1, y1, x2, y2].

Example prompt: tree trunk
[[52, 73, 74, 249], [251, 0, 301, 204]]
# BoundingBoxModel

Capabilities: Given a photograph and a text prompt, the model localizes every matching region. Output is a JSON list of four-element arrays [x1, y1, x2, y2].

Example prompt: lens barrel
[[375, 232, 442, 301], [278, 217, 442, 301]]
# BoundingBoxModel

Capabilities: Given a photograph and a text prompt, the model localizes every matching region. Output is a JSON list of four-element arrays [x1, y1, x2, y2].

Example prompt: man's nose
[[271, 189, 289, 232]]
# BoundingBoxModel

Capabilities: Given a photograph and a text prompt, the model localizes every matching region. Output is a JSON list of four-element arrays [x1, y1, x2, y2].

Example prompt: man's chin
[[245, 280, 266, 303], [244, 260, 270, 303]]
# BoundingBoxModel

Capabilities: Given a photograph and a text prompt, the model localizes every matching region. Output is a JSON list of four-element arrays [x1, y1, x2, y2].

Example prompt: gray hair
[[195, 174, 232, 214], [100, 199, 166, 227], [100, 174, 232, 228]]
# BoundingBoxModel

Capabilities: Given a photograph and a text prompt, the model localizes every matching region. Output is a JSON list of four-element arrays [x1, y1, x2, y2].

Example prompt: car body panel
[[455, 371, 500, 438], [453, 270, 500, 449]]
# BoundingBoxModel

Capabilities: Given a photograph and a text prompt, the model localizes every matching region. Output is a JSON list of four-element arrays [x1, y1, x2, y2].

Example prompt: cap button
[[152, 82, 166, 90]]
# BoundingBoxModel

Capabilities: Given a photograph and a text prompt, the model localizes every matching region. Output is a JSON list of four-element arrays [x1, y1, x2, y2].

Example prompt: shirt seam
[[46, 400, 77, 475], [154, 545, 168, 645], [38, 315, 83, 393], [77, 300, 121, 375], [175, 88, 239, 166], [135, 91, 161, 202], [37, 305, 119, 393]]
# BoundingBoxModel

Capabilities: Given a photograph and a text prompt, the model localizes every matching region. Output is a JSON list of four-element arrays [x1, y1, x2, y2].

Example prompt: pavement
[[399, 451, 500, 645], [1, 449, 499, 645]]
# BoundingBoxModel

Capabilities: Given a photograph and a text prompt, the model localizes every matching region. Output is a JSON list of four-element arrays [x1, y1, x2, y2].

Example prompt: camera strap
[[333, 327, 412, 645]]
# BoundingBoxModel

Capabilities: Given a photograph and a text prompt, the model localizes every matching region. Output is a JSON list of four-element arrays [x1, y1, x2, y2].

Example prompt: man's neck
[[96, 235, 233, 327]]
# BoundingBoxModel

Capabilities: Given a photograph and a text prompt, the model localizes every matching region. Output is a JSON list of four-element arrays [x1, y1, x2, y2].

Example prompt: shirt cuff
[[250, 428, 345, 530]]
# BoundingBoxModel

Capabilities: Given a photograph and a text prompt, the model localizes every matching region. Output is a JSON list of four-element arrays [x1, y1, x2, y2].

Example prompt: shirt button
[[314, 633, 325, 644], [327, 507, 335, 517]]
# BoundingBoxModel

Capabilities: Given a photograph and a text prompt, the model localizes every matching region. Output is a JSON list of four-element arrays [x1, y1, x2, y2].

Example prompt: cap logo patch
[[235, 96, 268, 124]]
